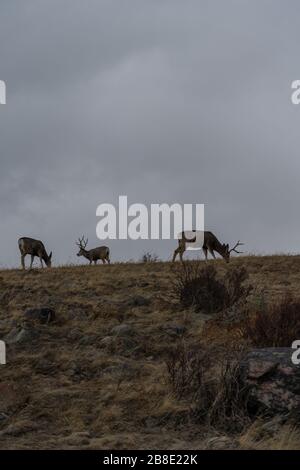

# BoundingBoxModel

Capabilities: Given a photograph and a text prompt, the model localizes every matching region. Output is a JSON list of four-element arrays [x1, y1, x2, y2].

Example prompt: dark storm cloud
[[1, 0, 300, 266]]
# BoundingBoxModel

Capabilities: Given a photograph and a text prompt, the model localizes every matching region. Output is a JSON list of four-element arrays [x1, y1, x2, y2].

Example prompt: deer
[[172, 230, 243, 263], [76, 236, 110, 265], [18, 237, 52, 269]]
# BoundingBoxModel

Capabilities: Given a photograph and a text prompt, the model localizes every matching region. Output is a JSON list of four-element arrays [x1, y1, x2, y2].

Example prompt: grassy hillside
[[0, 256, 300, 449]]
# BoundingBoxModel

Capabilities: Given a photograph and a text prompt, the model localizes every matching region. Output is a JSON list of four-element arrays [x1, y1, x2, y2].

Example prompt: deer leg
[[101, 259, 106, 264], [94, 260, 97, 265], [21, 254, 25, 270], [209, 248, 216, 259], [203, 247, 208, 261], [29, 255, 34, 269], [39, 257, 44, 268], [172, 247, 181, 262], [106, 256, 110, 264]]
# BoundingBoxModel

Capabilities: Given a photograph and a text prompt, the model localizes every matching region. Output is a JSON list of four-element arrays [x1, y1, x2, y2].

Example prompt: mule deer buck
[[76, 236, 110, 265], [172, 230, 243, 263], [18, 237, 52, 269]]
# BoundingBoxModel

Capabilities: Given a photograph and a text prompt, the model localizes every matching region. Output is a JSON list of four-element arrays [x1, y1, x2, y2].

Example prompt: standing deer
[[18, 237, 52, 269], [76, 236, 110, 265], [172, 230, 243, 263]]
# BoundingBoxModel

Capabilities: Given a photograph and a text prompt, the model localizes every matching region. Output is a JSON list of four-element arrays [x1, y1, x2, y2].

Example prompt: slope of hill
[[0, 256, 299, 450]]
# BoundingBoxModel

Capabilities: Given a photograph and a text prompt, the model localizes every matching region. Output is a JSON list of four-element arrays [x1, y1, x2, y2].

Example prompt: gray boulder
[[240, 348, 300, 415], [5, 327, 39, 344], [111, 323, 135, 336]]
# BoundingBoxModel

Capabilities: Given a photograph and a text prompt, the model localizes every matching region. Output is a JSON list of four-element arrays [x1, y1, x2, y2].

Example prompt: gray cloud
[[1, 0, 300, 267]]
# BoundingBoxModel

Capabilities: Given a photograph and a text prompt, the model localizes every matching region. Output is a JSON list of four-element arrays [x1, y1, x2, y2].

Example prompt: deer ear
[[49, 252, 52, 260]]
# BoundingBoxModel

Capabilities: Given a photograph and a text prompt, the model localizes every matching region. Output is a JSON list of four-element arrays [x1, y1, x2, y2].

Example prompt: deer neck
[[41, 250, 49, 263], [82, 249, 90, 259], [213, 239, 225, 257]]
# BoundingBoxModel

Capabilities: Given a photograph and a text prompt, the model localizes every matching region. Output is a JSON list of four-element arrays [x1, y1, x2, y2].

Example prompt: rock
[[5, 327, 39, 344], [162, 324, 187, 337], [127, 295, 151, 307], [67, 329, 82, 342], [100, 336, 114, 346], [63, 431, 91, 446], [240, 348, 300, 415], [111, 324, 135, 336], [25, 307, 55, 324], [78, 335, 98, 346], [102, 362, 136, 379], [205, 436, 237, 450]]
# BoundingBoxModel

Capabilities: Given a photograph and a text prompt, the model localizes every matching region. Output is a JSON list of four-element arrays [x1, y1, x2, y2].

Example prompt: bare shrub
[[166, 342, 211, 401], [172, 262, 251, 314], [140, 252, 160, 263], [166, 342, 250, 431], [240, 294, 300, 347]]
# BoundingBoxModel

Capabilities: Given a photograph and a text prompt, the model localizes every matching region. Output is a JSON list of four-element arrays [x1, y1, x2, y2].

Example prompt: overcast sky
[[1, 0, 300, 267]]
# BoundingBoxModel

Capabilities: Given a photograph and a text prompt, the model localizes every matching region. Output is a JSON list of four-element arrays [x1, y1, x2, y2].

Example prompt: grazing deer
[[172, 230, 243, 263], [18, 237, 52, 269], [76, 236, 110, 265]]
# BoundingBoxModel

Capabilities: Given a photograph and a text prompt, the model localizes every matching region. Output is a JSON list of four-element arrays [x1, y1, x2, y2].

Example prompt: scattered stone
[[111, 324, 135, 336], [78, 335, 98, 346], [67, 329, 82, 342], [25, 307, 55, 324], [240, 348, 300, 416], [205, 436, 237, 450], [100, 336, 114, 347], [5, 327, 39, 344], [63, 431, 91, 446], [102, 361, 136, 379]]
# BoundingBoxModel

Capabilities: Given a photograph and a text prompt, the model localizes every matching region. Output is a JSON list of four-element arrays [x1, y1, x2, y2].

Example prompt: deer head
[[222, 240, 244, 263], [45, 251, 52, 267], [76, 236, 88, 257]]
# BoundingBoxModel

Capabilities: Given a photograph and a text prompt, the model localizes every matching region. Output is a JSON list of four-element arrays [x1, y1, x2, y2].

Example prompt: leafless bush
[[240, 294, 300, 347], [166, 342, 250, 431], [140, 252, 160, 263], [166, 342, 211, 401], [172, 262, 251, 314]]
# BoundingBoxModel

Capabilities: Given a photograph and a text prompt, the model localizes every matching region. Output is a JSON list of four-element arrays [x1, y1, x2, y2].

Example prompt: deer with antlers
[[172, 230, 243, 263], [76, 236, 110, 265]]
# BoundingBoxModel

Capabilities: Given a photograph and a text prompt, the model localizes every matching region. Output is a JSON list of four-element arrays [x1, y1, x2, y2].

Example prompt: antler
[[229, 240, 244, 254], [76, 236, 88, 249]]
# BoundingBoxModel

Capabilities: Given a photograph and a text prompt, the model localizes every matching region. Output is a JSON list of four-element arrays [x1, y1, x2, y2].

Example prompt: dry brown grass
[[0, 255, 299, 449]]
